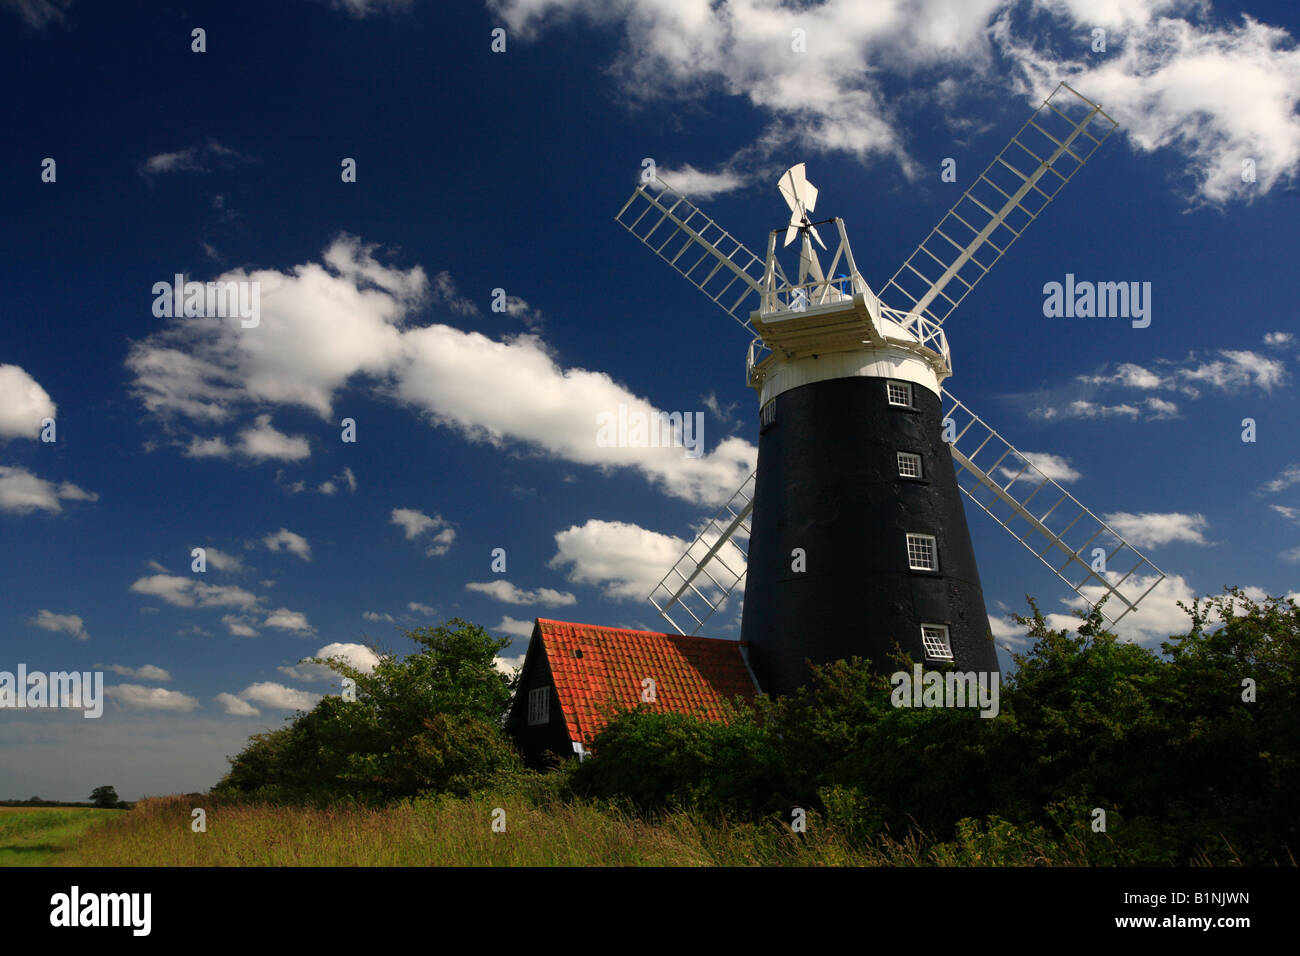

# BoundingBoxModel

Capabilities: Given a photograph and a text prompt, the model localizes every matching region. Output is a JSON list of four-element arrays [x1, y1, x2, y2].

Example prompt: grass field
[[0, 807, 124, 866], [30, 794, 1097, 866]]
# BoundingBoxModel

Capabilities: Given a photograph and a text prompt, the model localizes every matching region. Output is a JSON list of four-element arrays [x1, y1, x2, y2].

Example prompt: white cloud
[[29, 609, 87, 640], [1102, 511, 1209, 548], [215, 692, 260, 716], [493, 0, 1300, 206], [328, 0, 414, 20], [106, 664, 171, 681], [1264, 331, 1294, 347], [494, 650, 528, 674], [998, 450, 1081, 484], [126, 237, 756, 509], [318, 466, 357, 495], [390, 508, 456, 556], [995, 7, 1300, 205], [200, 547, 244, 573], [549, 518, 743, 601], [129, 574, 260, 610], [107, 684, 200, 712], [221, 614, 259, 637], [656, 164, 747, 199], [1269, 504, 1300, 523], [466, 580, 577, 607], [140, 140, 244, 177], [184, 436, 232, 458], [262, 608, 314, 634], [239, 681, 321, 711], [362, 611, 395, 622], [263, 527, 312, 561], [1079, 362, 1165, 390], [1263, 464, 1300, 494], [1182, 350, 1286, 391], [238, 415, 311, 461], [1144, 397, 1179, 419], [279, 642, 381, 681], [407, 602, 435, 615], [495, 617, 536, 639], [0, 365, 56, 439], [0, 466, 97, 514]]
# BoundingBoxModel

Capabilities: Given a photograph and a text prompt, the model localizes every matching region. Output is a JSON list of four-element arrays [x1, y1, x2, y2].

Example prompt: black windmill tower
[[617, 83, 1166, 696]]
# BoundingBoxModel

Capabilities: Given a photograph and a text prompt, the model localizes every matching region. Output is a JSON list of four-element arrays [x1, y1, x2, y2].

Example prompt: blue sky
[[2, 0, 1299, 799]]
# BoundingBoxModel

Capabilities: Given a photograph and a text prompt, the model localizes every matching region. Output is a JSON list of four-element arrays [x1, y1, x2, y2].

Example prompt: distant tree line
[[215, 591, 1299, 865]]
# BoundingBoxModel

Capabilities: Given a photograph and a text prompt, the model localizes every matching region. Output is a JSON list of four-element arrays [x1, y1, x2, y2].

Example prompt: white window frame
[[887, 380, 913, 407], [906, 533, 938, 571], [921, 624, 954, 662], [897, 451, 923, 479], [527, 686, 550, 725]]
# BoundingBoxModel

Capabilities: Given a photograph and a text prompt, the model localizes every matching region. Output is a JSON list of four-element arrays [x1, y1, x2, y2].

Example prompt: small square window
[[897, 451, 923, 479], [906, 533, 938, 571], [921, 624, 953, 661], [887, 381, 913, 407], [760, 400, 776, 431], [527, 686, 550, 725]]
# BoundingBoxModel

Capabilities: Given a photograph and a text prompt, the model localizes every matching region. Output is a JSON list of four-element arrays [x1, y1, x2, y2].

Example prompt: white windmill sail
[[881, 82, 1118, 328], [648, 471, 755, 635], [939, 388, 1165, 624], [615, 174, 772, 332]]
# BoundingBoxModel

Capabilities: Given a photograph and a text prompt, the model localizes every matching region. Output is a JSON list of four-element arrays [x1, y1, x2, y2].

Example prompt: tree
[[89, 785, 119, 808], [216, 618, 523, 801]]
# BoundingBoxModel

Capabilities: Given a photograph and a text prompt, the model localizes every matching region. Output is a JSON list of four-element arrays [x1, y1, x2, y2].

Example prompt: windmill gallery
[[507, 83, 1167, 762]]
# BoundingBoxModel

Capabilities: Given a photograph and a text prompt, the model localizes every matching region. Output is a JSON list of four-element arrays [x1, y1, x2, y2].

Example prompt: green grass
[[0, 806, 124, 866], [50, 794, 1100, 866]]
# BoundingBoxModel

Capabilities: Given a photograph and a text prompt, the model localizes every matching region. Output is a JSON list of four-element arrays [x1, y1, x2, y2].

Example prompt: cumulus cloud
[[494, 649, 528, 674], [107, 684, 200, 712], [263, 527, 312, 561], [656, 164, 747, 199], [407, 602, 436, 615], [29, 609, 88, 640], [262, 608, 314, 634], [1102, 511, 1209, 548], [0, 364, 56, 439], [1264, 331, 1294, 347], [1032, 349, 1281, 422], [390, 508, 456, 556], [998, 450, 1081, 484], [279, 642, 381, 681], [129, 574, 260, 610], [215, 692, 260, 716], [549, 517, 744, 602], [140, 140, 245, 177], [216, 681, 323, 715], [495, 617, 536, 639], [492, 0, 1300, 206], [466, 580, 577, 607], [994, 6, 1300, 205], [105, 664, 171, 681], [362, 611, 395, 622], [221, 614, 259, 637], [0, 466, 97, 514], [199, 546, 244, 573], [240, 681, 321, 711], [127, 236, 756, 509]]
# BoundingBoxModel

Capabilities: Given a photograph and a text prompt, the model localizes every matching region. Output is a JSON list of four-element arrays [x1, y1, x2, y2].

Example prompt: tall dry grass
[[57, 794, 1095, 866]]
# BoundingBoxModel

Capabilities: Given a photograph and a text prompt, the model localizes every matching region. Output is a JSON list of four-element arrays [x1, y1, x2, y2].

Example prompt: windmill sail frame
[[880, 82, 1118, 329]]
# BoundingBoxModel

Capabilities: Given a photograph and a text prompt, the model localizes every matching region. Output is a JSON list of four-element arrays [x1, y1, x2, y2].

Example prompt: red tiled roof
[[535, 619, 757, 747]]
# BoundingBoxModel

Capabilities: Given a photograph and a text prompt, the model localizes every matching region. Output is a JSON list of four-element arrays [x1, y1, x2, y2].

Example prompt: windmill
[[616, 82, 1166, 696]]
